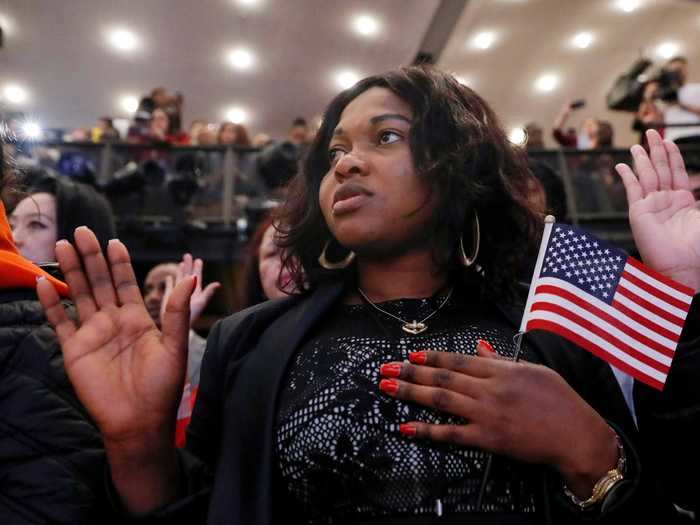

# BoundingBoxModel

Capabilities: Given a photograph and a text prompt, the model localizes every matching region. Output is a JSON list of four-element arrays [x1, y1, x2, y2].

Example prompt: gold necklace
[[357, 287, 454, 335]]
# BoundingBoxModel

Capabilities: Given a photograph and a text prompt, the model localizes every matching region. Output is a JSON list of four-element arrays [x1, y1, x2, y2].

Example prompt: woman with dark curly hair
[[38, 67, 698, 523]]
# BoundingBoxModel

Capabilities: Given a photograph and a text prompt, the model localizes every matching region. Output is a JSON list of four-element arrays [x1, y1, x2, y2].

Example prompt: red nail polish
[[408, 351, 427, 365], [380, 363, 402, 378], [477, 339, 496, 353], [399, 423, 417, 437], [379, 379, 399, 395]]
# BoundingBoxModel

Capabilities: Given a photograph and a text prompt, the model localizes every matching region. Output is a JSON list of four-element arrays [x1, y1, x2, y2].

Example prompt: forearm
[[106, 431, 181, 514], [680, 103, 700, 117], [553, 111, 570, 130]]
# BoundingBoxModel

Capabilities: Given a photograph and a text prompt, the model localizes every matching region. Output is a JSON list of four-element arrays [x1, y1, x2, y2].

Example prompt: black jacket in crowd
[[130, 280, 692, 524], [0, 288, 108, 524]]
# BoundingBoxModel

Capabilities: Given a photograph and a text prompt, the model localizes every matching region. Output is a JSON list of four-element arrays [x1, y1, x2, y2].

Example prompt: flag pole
[[477, 219, 557, 510], [519, 215, 556, 333]]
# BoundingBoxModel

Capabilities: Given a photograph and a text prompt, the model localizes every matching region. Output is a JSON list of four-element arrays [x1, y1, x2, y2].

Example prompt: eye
[[328, 147, 346, 164], [28, 221, 48, 230], [378, 130, 401, 145]]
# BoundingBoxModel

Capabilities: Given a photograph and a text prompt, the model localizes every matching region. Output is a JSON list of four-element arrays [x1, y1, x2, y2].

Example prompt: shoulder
[[212, 294, 305, 342]]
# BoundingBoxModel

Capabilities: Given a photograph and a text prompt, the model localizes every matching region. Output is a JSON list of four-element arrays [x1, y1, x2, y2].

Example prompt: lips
[[332, 183, 372, 215]]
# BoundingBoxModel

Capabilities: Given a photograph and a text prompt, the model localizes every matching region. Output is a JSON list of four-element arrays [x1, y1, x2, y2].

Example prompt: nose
[[334, 150, 367, 181]]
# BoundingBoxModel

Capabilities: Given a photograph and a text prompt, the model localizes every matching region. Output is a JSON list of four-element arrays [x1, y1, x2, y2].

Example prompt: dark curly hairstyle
[[277, 65, 541, 301]]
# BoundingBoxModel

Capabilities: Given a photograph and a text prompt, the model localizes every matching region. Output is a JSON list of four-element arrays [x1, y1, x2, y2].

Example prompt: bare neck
[[351, 250, 447, 304]]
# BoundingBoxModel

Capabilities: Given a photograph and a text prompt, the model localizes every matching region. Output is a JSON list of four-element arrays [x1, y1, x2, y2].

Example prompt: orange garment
[[0, 201, 69, 296]]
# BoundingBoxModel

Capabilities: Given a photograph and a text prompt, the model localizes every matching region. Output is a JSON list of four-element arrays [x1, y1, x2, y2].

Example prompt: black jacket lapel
[[208, 282, 345, 525]]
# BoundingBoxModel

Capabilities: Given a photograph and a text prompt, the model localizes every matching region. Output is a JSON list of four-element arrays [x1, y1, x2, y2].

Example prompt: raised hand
[[36, 227, 195, 513], [615, 129, 700, 292], [161, 253, 221, 327], [378, 341, 619, 499]]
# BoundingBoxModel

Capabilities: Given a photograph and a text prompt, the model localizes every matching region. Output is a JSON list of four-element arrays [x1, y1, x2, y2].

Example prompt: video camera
[[607, 57, 683, 112]]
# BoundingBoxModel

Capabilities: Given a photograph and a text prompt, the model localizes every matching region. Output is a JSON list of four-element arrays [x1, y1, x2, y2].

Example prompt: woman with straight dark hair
[[0, 139, 107, 523], [38, 67, 698, 523]]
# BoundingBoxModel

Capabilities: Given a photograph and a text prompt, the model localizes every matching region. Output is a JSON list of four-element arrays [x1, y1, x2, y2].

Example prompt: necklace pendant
[[402, 321, 427, 335]]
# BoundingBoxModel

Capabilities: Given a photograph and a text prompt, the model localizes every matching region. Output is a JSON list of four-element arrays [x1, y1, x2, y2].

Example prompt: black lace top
[[275, 289, 540, 524]]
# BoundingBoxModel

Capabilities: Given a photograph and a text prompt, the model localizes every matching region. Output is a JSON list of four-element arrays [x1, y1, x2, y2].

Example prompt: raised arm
[[37, 227, 195, 513], [615, 129, 700, 292]]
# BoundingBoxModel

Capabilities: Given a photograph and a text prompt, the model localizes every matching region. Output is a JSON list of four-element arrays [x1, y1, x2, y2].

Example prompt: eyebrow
[[17, 212, 55, 223], [333, 113, 412, 136]]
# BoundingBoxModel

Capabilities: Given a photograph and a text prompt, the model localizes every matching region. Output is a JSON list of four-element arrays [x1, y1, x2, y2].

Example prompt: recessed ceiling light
[[614, 0, 641, 13], [353, 14, 380, 37], [470, 31, 498, 50], [572, 32, 594, 49], [235, 0, 260, 6], [225, 106, 249, 124], [2, 83, 29, 105], [106, 27, 140, 52], [0, 12, 16, 37], [21, 121, 42, 140], [226, 47, 255, 70], [119, 95, 139, 114], [335, 70, 360, 90], [535, 73, 559, 93], [655, 41, 681, 60], [509, 127, 527, 146]]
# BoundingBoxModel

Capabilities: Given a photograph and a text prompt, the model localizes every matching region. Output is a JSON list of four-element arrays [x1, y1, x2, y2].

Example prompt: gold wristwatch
[[563, 430, 627, 509]]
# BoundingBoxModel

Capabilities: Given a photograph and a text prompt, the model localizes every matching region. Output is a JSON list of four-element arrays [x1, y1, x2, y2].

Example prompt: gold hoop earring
[[459, 211, 480, 267], [318, 240, 356, 270]]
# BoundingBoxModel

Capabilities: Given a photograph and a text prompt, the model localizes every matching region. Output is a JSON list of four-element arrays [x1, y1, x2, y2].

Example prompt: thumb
[[200, 282, 221, 302], [160, 275, 175, 325], [161, 276, 196, 354]]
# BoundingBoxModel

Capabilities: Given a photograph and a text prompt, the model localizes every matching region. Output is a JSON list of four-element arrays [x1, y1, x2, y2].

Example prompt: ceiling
[[1, 0, 699, 146], [438, 0, 700, 147], [0, 0, 439, 138]]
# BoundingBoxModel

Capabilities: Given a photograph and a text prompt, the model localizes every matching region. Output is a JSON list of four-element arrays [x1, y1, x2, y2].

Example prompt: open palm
[[616, 130, 700, 292], [37, 227, 195, 445]]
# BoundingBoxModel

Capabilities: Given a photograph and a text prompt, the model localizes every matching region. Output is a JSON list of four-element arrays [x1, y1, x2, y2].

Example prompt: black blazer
[[142, 282, 678, 524]]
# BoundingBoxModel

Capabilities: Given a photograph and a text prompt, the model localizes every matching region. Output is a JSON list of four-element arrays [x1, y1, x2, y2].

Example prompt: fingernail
[[379, 379, 399, 395], [108, 238, 120, 245], [408, 351, 427, 365], [477, 339, 496, 354], [36, 275, 45, 282], [399, 423, 417, 437], [379, 363, 402, 378]]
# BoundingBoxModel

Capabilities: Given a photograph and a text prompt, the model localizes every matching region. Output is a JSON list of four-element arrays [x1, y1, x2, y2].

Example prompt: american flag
[[520, 219, 695, 390]]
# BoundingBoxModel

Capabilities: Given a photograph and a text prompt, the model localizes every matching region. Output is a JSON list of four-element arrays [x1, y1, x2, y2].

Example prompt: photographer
[[661, 57, 700, 144], [552, 99, 605, 149]]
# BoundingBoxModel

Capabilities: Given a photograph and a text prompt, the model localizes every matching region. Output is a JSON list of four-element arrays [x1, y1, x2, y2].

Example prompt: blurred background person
[[237, 214, 299, 309], [142, 256, 221, 447], [633, 80, 665, 147], [524, 122, 545, 150], [187, 119, 208, 146], [0, 137, 107, 524], [662, 56, 700, 145], [218, 122, 252, 147], [91, 116, 120, 143], [8, 167, 116, 263]]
